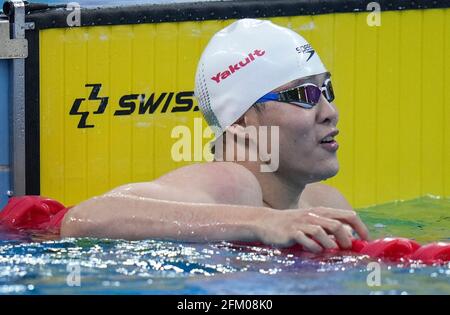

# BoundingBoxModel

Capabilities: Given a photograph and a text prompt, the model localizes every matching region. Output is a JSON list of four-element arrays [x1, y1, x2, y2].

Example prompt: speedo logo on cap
[[211, 49, 266, 84], [296, 44, 315, 62]]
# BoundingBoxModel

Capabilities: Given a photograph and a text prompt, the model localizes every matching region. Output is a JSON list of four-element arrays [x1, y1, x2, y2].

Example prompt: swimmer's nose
[[316, 96, 338, 126]]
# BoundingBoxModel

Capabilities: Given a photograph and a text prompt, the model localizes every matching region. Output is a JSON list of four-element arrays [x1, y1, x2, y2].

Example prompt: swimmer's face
[[247, 72, 339, 183]]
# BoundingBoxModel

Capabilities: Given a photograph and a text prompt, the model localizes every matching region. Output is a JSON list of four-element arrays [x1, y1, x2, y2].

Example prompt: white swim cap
[[194, 18, 328, 138]]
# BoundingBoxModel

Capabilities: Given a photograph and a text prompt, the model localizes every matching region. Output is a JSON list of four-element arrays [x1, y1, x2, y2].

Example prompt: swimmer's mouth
[[319, 129, 339, 143]]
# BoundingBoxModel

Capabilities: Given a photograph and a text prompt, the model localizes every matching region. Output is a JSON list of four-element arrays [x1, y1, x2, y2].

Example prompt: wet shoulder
[[300, 182, 353, 210], [156, 162, 264, 207]]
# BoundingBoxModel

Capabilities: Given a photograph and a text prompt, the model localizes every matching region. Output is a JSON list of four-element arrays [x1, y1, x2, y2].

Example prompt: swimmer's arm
[[60, 191, 369, 249], [61, 179, 369, 247], [60, 193, 268, 242]]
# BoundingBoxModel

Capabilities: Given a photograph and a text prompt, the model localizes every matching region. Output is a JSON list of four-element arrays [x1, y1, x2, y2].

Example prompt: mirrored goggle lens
[[322, 78, 335, 102], [280, 83, 322, 106]]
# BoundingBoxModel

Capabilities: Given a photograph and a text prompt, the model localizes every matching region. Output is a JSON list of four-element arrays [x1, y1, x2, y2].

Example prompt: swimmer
[[60, 19, 370, 253]]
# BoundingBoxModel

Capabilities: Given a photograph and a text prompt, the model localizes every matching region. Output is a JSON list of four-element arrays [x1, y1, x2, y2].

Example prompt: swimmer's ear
[[227, 123, 246, 137], [227, 115, 258, 145], [227, 115, 247, 136], [234, 115, 247, 127]]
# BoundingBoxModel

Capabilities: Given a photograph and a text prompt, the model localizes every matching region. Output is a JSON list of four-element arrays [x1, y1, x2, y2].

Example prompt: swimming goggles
[[255, 78, 335, 109]]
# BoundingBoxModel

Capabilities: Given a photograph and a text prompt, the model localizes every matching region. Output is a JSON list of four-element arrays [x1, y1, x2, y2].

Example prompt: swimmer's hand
[[255, 207, 370, 253]]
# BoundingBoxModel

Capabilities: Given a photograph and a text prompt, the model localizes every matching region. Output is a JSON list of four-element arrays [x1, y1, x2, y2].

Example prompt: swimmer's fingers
[[293, 231, 322, 253], [303, 214, 352, 249], [300, 224, 338, 250], [309, 207, 370, 241], [343, 224, 354, 239]]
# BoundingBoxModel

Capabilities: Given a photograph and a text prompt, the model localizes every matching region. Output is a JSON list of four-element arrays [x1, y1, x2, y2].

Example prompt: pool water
[[0, 195, 449, 295]]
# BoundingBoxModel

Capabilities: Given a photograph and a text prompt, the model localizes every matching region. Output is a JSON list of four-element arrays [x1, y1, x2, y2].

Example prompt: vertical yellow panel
[[110, 26, 133, 187], [64, 28, 88, 206], [131, 24, 156, 183], [86, 26, 111, 198], [422, 9, 444, 196], [176, 22, 206, 166], [353, 13, 378, 207], [269, 16, 292, 31], [398, 10, 422, 200], [445, 9, 450, 197], [376, 11, 400, 203], [331, 13, 356, 205], [152, 23, 179, 178], [40, 29, 65, 201], [310, 14, 335, 73], [289, 15, 314, 44]]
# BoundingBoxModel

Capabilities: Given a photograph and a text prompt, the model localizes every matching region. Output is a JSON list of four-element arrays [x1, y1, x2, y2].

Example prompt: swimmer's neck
[[240, 161, 307, 210]]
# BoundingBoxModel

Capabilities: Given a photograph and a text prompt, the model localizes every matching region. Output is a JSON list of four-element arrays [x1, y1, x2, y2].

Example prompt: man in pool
[[60, 18, 369, 253]]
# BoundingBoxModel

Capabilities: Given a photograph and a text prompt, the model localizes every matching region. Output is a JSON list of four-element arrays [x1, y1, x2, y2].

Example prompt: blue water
[[0, 196, 449, 295]]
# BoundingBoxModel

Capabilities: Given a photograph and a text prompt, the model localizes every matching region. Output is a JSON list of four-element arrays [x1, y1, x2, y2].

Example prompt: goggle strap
[[256, 92, 279, 103]]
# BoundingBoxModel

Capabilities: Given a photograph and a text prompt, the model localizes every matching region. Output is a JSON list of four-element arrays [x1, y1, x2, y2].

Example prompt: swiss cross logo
[[211, 49, 266, 84], [69, 84, 109, 128]]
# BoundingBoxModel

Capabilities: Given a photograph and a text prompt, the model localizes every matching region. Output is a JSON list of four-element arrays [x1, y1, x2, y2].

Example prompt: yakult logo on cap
[[211, 49, 266, 84]]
